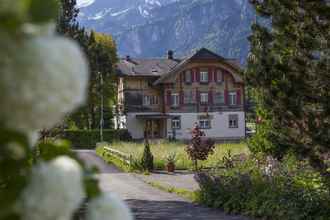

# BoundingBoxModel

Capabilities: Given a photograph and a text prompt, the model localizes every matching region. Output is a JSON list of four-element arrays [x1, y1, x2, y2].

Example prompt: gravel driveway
[[77, 150, 249, 220]]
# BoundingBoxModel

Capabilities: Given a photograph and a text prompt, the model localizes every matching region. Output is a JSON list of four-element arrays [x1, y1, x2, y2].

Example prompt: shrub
[[195, 155, 330, 220], [37, 139, 71, 161], [61, 129, 132, 149], [141, 140, 154, 171], [186, 125, 215, 170]]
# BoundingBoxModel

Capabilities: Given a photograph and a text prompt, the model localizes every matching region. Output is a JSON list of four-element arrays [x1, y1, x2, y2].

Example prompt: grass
[[102, 140, 249, 170], [96, 146, 132, 172], [146, 181, 199, 202]]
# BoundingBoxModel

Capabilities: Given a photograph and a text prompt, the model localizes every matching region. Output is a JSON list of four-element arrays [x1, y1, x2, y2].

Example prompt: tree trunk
[[193, 159, 198, 172]]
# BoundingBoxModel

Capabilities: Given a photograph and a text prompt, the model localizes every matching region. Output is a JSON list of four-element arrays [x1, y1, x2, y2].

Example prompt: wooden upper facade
[[116, 48, 244, 114]]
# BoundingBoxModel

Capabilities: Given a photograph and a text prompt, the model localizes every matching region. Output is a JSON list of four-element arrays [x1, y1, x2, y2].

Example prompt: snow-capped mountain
[[77, 0, 256, 64]]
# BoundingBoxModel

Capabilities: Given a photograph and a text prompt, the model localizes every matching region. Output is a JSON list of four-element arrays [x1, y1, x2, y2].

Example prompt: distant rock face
[[78, 0, 256, 64]]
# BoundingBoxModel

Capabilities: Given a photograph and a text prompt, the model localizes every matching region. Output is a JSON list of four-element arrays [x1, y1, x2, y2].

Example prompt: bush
[[195, 154, 330, 220], [37, 139, 71, 161], [61, 129, 132, 149], [141, 141, 154, 171], [186, 125, 215, 170]]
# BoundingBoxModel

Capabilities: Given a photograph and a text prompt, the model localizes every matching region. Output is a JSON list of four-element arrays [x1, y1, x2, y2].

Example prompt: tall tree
[[69, 31, 118, 130], [56, 0, 79, 35], [246, 0, 330, 186]]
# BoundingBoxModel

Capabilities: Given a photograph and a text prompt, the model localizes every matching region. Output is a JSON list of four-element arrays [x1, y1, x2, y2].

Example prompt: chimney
[[167, 50, 174, 59], [126, 55, 131, 61]]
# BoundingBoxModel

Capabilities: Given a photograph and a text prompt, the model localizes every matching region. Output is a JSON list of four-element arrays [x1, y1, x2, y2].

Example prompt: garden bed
[[97, 140, 249, 171]]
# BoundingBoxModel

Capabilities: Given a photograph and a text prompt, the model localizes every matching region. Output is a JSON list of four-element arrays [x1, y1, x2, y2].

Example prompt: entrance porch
[[136, 114, 174, 139]]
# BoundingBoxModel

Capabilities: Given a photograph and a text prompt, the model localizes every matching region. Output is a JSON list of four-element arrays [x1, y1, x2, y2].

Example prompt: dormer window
[[185, 70, 192, 83], [200, 69, 209, 83]]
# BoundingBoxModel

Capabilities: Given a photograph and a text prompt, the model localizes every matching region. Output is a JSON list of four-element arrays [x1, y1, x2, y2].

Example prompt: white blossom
[[18, 156, 85, 220], [0, 34, 89, 135], [87, 193, 133, 220]]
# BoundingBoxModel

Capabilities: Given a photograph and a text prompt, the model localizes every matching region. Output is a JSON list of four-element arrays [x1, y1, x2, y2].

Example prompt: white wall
[[167, 111, 245, 140], [125, 111, 245, 140], [125, 113, 145, 139]]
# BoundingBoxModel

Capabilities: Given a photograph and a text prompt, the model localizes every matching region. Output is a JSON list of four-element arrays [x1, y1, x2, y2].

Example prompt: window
[[200, 92, 209, 104], [171, 93, 180, 107], [171, 117, 181, 129], [199, 119, 211, 129], [229, 92, 237, 105], [151, 96, 158, 105], [143, 95, 150, 106], [185, 70, 192, 83], [215, 92, 224, 104], [216, 69, 223, 83], [200, 69, 209, 83], [229, 114, 239, 128], [184, 91, 193, 104], [143, 95, 158, 106]]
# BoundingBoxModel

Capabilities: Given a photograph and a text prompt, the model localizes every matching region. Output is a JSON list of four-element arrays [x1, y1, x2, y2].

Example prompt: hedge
[[61, 129, 132, 149]]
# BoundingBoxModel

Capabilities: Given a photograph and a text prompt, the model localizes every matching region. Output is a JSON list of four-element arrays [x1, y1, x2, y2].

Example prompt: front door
[[145, 120, 163, 139]]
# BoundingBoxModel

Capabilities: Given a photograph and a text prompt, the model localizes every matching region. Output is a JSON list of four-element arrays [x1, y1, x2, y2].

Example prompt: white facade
[[167, 112, 245, 140], [121, 111, 245, 140]]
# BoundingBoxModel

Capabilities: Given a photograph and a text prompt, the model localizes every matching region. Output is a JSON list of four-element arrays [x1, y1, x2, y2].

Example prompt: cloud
[[76, 0, 95, 8]]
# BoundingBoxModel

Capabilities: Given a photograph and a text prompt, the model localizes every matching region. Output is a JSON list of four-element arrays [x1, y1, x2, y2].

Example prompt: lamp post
[[100, 72, 104, 142]]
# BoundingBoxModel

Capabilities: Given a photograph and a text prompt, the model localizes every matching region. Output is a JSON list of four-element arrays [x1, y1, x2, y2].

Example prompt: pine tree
[[56, 0, 79, 35], [246, 0, 330, 187], [141, 138, 154, 171]]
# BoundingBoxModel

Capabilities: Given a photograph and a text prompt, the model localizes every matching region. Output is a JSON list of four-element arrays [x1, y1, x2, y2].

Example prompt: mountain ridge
[[78, 0, 256, 64]]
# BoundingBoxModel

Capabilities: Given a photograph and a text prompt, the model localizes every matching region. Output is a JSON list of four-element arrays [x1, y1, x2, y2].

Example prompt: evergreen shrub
[[141, 141, 154, 171]]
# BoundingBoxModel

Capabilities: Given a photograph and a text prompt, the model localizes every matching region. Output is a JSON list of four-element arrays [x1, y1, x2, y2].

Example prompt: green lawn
[[103, 140, 249, 170]]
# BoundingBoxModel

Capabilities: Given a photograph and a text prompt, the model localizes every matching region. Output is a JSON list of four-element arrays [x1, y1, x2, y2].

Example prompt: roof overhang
[[136, 114, 176, 119]]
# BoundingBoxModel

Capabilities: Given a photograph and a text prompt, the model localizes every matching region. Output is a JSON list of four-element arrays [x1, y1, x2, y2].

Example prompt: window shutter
[[196, 89, 200, 104], [191, 69, 195, 82], [183, 72, 186, 83], [224, 89, 228, 105], [209, 90, 213, 105], [208, 68, 213, 83], [196, 68, 200, 82], [166, 90, 171, 105], [222, 70, 225, 82], [237, 89, 241, 105], [214, 69, 218, 82]]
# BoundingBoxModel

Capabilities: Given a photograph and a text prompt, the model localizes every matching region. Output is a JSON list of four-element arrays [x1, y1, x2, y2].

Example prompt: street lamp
[[100, 72, 104, 142]]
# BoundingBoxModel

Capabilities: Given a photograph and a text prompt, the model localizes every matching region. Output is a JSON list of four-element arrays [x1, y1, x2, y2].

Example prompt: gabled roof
[[115, 48, 243, 84], [116, 58, 180, 77], [153, 48, 243, 85]]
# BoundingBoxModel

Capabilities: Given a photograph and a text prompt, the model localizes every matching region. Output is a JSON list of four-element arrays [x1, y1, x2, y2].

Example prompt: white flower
[[18, 156, 85, 220], [87, 193, 133, 220], [0, 34, 89, 135]]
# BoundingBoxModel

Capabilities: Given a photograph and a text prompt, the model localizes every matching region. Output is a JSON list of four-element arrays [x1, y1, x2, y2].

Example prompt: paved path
[[77, 150, 249, 220]]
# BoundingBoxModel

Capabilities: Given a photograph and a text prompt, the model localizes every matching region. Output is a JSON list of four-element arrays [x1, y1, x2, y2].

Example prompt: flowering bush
[[87, 193, 133, 220], [186, 125, 215, 170], [195, 154, 330, 219], [0, 1, 132, 220], [18, 156, 85, 220]]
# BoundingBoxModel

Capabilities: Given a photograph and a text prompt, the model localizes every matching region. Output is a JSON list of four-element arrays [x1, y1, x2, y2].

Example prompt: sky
[[76, 0, 95, 8]]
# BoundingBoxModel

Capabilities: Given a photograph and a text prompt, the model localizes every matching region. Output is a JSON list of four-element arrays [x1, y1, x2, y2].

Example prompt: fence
[[102, 146, 133, 167]]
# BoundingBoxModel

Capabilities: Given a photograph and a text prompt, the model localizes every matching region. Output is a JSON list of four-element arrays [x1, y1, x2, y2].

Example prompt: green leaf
[[28, 0, 59, 23], [0, 0, 31, 31]]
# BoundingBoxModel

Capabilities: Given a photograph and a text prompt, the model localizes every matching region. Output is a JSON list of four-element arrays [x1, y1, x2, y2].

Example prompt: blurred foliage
[[195, 153, 330, 219]]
